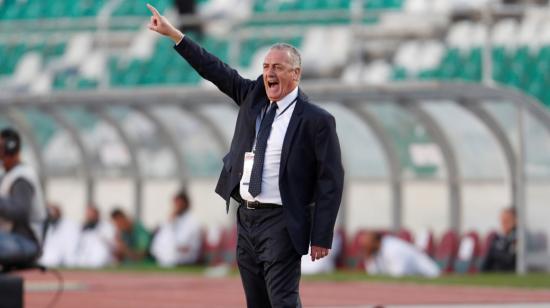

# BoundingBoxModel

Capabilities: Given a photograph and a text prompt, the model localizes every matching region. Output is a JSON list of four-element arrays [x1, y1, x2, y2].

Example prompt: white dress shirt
[[40, 218, 81, 267], [240, 86, 299, 205], [74, 220, 115, 268], [151, 211, 202, 267], [365, 236, 441, 278]]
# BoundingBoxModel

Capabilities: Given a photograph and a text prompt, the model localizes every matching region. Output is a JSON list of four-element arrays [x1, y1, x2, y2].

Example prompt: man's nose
[[265, 66, 276, 75]]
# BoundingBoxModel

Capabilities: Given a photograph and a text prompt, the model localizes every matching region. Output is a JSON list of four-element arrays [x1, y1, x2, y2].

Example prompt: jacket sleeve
[[0, 178, 35, 223], [310, 114, 345, 249], [174, 36, 255, 106]]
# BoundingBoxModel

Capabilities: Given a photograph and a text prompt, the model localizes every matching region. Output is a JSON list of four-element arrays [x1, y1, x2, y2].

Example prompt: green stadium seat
[[45, 0, 72, 18], [24, 1, 43, 19], [73, 0, 105, 17], [392, 66, 408, 80], [526, 79, 545, 101], [1, 2, 23, 19], [437, 48, 461, 80], [113, 0, 171, 16], [77, 77, 98, 89], [53, 72, 69, 89], [418, 69, 438, 80], [0, 0, 106, 19], [365, 0, 404, 10], [460, 48, 481, 82], [250, 0, 357, 26]]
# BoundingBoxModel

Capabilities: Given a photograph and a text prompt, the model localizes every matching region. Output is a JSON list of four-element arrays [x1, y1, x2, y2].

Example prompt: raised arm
[[146, 4, 254, 105]]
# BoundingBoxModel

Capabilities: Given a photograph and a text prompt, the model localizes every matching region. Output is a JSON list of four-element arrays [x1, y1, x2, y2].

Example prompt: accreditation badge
[[240, 151, 255, 187]]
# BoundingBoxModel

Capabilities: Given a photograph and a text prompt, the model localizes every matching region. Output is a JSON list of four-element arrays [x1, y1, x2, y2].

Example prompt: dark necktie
[[248, 102, 278, 197]]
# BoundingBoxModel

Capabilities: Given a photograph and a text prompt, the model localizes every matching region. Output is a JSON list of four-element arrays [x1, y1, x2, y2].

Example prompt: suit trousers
[[0, 231, 39, 266], [237, 205, 302, 308]]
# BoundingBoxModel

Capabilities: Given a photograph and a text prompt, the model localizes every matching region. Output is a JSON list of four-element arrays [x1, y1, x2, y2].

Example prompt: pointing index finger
[[147, 3, 160, 17]]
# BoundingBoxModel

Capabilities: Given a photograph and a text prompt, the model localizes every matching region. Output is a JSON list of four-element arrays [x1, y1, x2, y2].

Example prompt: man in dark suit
[[147, 4, 344, 307]]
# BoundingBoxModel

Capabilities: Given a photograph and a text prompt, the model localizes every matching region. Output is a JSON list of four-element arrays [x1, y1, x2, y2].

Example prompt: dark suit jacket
[[174, 36, 344, 255]]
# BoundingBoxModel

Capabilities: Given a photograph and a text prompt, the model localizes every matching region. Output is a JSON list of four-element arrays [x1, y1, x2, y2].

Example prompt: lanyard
[[253, 97, 298, 152]]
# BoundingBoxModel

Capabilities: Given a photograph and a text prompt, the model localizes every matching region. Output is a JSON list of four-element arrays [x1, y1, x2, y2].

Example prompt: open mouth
[[267, 81, 279, 88]]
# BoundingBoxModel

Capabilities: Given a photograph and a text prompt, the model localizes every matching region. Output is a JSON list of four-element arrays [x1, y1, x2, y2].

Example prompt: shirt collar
[[272, 86, 298, 113]]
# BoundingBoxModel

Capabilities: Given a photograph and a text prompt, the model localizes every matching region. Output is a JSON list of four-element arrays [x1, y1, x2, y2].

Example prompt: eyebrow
[[263, 63, 285, 67]]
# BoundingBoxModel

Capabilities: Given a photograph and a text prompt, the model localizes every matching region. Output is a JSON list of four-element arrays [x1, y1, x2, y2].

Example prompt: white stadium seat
[[12, 51, 42, 85]]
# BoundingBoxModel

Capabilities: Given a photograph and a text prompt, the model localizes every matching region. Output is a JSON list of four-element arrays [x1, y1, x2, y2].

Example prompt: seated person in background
[[151, 189, 202, 267], [481, 207, 517, 272], [110, 208, 151, 263], [0, 127, 47, 268], [301, 232, 342, 275], [40, 204, 80, 267], [363, 231, 440, 278], [74, 206, 115, 268]]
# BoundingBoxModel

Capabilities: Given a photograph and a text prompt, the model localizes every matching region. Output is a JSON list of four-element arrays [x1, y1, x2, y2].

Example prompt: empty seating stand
[[0, 0, 106, 19]]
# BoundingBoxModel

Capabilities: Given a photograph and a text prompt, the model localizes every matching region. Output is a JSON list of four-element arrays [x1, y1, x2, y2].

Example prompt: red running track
[[16, 271, 550, 308]]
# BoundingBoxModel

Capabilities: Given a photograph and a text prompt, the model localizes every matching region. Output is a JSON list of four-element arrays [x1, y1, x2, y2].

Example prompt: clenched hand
[[146, 3, 184, 43]]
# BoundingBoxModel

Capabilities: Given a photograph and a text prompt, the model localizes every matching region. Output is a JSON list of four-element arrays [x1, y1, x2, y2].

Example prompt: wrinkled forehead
[[263, 48, 292, 66]]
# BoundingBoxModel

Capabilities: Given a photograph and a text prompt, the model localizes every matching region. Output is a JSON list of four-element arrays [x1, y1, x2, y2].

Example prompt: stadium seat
[[395, 229, 414, 243], [340, 61, 365, 84], [253, 0, 353, 13], [361, 60, 392, 84], [393, 41, 423, 74], [200, 227, 224, 266], [63, 33, 94, 67], [477, 230, 497, 270], [334, 228, 347, 269], [0, 0, 106, 19], [302, 26, 351, 76], [491, 19, 519, 49], [453, 231, 481, 274], [365, 0, 404, 10], [434, 230, 459, 273], [404, 0, 429, 13], [113, 0, 171, 17], [344, 229, 368, 271], [220, 226, 238, 267], [11, 51, 42, 86]]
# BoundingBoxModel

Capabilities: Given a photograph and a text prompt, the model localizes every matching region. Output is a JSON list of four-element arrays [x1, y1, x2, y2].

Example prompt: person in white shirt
[[39, 204, 80, 267], [151, 189, 202, 267], [363, 231, 440, 278], [74, 206, 115, 268]]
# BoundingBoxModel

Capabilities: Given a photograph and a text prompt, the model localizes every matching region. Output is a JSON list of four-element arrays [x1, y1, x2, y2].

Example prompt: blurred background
[[1, 0, 550, 276]]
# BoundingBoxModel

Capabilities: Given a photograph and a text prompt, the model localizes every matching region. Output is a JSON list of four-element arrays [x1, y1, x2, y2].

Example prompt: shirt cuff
[[175, 34, 185, 47]]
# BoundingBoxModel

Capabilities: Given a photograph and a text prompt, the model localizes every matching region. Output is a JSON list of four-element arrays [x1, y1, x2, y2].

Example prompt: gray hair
[[269, 43, 302, 69]]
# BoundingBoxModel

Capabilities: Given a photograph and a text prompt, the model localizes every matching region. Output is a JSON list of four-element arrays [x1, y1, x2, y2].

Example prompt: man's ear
[[294, 67, 301, 81]]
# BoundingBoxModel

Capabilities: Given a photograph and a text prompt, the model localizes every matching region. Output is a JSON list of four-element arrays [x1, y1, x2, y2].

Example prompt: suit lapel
[[280, 89, 306, 175]]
